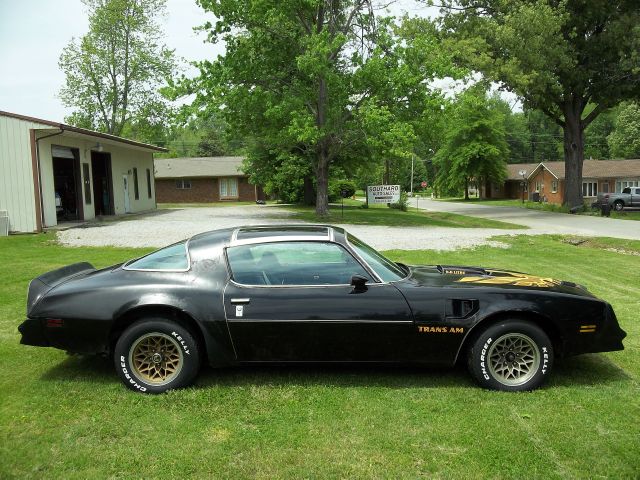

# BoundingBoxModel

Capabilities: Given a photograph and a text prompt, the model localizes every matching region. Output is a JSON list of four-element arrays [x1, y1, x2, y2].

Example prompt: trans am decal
[[456, 270, 562, 288]]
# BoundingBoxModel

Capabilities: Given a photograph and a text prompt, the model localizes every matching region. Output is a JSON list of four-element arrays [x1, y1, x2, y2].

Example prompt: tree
[[188, 2, 453, 214], [441, 0, 640, 207], [525, 108, 562, 163], [491, 95, 531, 163], [608, 102, 640, 159], [434, 86, 508, 199], [59, 0, 176, 137]]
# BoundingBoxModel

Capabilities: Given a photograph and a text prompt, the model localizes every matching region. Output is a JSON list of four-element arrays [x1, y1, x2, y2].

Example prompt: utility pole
[[410, 154, 414, 196], [519, 169, 528, 204]]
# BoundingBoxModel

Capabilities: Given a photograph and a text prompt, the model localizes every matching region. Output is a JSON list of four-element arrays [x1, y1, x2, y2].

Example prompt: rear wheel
[[614, 200, 624, 211], [467, 320, 553, 391], [114, 318, 200, 393]]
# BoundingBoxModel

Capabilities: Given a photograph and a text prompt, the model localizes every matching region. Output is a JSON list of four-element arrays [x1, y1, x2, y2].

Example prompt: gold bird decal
[[456, 270, 561, 288]]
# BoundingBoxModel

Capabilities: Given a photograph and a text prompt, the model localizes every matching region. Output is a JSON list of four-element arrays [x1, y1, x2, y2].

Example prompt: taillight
[[46, 318, 64, 328]]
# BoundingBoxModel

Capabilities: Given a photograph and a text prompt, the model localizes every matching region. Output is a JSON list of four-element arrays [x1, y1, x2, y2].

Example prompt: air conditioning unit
[[0, 210, 8, 236]]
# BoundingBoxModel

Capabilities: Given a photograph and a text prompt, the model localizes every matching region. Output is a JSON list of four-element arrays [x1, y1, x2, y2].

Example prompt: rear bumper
[[18, 318, 49, 347]]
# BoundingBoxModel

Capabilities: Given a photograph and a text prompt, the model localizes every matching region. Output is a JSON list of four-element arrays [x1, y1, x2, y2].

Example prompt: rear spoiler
[[27, 262, 96, 315]]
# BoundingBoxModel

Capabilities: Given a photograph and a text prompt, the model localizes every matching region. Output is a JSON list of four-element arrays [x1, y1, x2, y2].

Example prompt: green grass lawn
[[442, 197, 640, 220], [277, 199, 527, 229], [1, 234, 639, 478]]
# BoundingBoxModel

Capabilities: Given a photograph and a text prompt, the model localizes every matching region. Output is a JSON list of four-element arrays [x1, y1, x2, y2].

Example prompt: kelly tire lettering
[[114, 317, 200, 394], [467, 320, 554, 392]]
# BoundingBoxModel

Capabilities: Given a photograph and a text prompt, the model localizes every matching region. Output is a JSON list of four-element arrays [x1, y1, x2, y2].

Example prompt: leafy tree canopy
[[59, 0, 177, 138], [184, 1, 457, 213], [608, 102, 640, 159], [434, 85, 508, 199], [440, 0, 640, 206]]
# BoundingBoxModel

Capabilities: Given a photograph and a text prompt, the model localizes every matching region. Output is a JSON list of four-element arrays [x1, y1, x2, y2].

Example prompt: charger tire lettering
[[114, 319, 200, 394], [119, 355, 147, 392], [468, 320, 553, 392]]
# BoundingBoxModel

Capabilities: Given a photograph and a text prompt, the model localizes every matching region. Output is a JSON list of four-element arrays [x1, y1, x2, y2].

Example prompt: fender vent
[[447, 299, 478, 319]]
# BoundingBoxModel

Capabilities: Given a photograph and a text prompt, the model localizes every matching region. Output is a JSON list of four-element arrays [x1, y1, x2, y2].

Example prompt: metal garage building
[[0, 111, 167, 233]]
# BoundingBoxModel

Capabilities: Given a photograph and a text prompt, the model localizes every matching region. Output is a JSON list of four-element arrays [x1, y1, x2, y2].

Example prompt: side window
[[125, 242, 189, 271], [227, 242, 371, 285]]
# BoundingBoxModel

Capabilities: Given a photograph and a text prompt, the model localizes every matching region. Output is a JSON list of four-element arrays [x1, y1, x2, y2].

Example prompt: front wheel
[[614, 200, 624, 211], [467, 320, 553, 391], [114, 318, 200, 393]]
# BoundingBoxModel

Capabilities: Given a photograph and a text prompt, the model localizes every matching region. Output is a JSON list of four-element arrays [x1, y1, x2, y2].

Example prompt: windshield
[[347, 234, 406, 282]]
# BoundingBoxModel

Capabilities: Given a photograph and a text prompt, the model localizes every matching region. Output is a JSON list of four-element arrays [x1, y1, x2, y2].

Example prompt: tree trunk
[[464, 178, 469, 200], [303, 176, 315, 205], [316, 146, 329, 216], [384, 158, 390, 184], [562, 99, 585, 208], [314, 72, 330, 216]]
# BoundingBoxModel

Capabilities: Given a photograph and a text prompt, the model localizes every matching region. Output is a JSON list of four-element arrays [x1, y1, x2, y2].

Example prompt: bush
[[390, 191, 408, 211], [329, 180, 357, 202]]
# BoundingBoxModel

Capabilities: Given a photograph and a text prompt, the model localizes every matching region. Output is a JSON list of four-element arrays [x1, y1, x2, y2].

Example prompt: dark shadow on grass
[[550, 354, 631, 387], [40, 354, 117, 385], [196, 363, 476, 390], [39, 353, 630, 391]]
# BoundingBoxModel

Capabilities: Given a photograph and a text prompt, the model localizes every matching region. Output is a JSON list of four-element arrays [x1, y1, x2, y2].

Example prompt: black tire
[[467, 320, 553, 392], [614, 200, 624, 211], [114, 318, 200, 393]]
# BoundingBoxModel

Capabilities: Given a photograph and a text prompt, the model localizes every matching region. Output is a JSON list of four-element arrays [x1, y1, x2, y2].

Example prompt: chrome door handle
[[230, 298, 250, 304]]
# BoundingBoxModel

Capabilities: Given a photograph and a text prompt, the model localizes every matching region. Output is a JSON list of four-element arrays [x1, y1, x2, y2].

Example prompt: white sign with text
[[367, 185, 401, 204]]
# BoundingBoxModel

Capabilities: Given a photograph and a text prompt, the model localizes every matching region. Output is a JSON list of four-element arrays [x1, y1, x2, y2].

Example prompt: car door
[[223, 241, 414, 362]]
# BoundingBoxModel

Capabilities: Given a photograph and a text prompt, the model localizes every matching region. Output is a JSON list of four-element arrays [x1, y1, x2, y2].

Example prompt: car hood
[[403, 264, 596, 297]]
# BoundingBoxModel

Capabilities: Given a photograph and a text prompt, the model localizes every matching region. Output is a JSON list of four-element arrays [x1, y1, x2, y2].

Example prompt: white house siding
[[37, 137, 156, 226], [0, 116, 47, 232], [0, 112, 159, 232], [106, 144, 156, 215]]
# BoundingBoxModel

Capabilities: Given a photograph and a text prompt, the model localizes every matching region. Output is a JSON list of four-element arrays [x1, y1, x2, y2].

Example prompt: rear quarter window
[[124, 242, 189, 271]]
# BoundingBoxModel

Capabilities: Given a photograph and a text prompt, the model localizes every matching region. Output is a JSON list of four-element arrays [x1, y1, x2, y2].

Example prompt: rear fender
[[27, 262, 95, 315], [111, 298, 235, 367]]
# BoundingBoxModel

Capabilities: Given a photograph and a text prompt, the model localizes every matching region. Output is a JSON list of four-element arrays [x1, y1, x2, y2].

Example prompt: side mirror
[[350, 274, 368, 293]]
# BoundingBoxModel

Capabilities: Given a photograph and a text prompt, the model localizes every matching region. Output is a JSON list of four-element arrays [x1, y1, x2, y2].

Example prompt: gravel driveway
[[57, 204, 520, 251]]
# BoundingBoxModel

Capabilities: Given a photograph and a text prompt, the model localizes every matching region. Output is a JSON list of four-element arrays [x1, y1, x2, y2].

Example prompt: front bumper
[[18, 318, 49, 347]]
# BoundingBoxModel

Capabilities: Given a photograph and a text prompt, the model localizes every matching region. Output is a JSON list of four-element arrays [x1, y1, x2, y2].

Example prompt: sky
[[0, 0, 500, 123], [0, 0, 222, 121]]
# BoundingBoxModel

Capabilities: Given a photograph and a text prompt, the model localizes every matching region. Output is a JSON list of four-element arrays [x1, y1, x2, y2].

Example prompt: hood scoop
[[437, 265, 488, 276]]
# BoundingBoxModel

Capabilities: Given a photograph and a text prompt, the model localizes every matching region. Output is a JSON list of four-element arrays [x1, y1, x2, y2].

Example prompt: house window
[[133, 168, 139, 200], [146, 169, 152, 198], [176, 179, 191, 189], [582, 181, 597, 197], [220, 177, 239, 199], [551, 180, 558, 193], [601, 182, 609, 194], [617, 179, 640, 192], [535, 180, 542, 192]]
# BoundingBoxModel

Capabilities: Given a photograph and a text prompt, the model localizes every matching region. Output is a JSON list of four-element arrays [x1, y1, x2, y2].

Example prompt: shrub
[[390, 191, 408, 211], [329, 180, 357, 202]]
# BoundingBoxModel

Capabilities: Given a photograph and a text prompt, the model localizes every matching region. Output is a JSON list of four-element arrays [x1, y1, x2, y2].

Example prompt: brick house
[[154, 157, 265, 203], [484, 159, 640, 204]]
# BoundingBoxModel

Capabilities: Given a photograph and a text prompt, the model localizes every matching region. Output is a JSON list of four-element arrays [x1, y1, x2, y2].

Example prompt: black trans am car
[[19, 225, 625, 393]]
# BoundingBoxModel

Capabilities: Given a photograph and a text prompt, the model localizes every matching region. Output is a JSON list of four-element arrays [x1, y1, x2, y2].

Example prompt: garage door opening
[[52, 146, 82, 222], [91, 151, 114, 216]]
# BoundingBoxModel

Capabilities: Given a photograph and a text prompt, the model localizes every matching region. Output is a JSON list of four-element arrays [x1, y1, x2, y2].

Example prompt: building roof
[[154, 157, 246, 178], [0, 110, 167, 152], [506, 159, 640, 181]]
